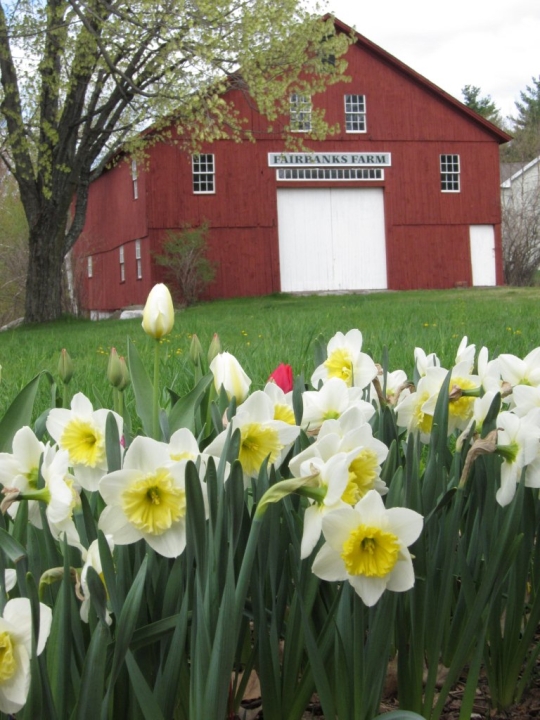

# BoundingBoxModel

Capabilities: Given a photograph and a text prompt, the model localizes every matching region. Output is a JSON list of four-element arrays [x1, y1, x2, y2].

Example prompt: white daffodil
[[263, 382, 296, 426], [210, 352, 251, 404], [378, 368, 410, 406], [0, 598, 52, 714], [512, 385, 540, 417], [0, 425, 44, 497], [311, 329, 378, 390], [302, 377, 374, 432], [290, 407, 389, 504], [312, 490, 423, 607], [80, 536, 114, 624], [168, 428, 230, 483], [495, 410, 540, 507], [0, 426, 45, 526], [3, 571, 16, 594], [141, 283, 175, 340], [296, 454, 351, 559], [414, 347, 440, 378], [205, 391, 300, 487], [467, 391, 499, 436], [168, 428, 200, 463], [99, 436, 203, 558], [498, 348, 540, 390], [478, 347, 503, 395], [396, 366, 447, 443], [47, 392, 123, 491], [40, 446, 84, 553], [421, 362, 481, 435], [455, 336, 476, 372]]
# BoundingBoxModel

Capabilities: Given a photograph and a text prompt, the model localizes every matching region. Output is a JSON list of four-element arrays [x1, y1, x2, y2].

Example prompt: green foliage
[[461, 84, 503, 127], [0, 169, 28, 324], [154, 224, 217, 306], [0, 0, 351, 323], [502, 75, 540, 162], [3, 287, 540, 718]]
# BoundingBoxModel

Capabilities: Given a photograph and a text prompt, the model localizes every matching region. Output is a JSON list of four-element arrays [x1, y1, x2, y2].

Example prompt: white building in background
[[500, 156, 540, 284]]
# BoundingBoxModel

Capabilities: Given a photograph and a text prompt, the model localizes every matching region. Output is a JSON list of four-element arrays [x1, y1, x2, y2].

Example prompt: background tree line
[[463, 80, 540, 286]]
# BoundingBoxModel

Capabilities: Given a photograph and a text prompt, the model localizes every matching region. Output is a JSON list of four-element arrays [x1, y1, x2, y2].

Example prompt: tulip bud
[[268, 363, 294, 393], [207, 333, 222, 365], [118, 356, 130, 391], [107, 348, 123, 388], [142, 283, 175, 340], [58, 348, 73, 385], [189, 333, 204, 367], [210, 352, 251, 404]]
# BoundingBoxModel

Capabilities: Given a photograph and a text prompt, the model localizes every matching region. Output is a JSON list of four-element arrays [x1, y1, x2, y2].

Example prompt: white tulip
[[141, 283, 175, 339], [210, 352, 251, 403]]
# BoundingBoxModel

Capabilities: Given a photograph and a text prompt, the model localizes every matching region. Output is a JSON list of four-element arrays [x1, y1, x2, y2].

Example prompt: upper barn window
[[440, 154, 460, 192], [344, 95, 366, 132], [290, 93, 312, 132], [192, 154, 215, 194]]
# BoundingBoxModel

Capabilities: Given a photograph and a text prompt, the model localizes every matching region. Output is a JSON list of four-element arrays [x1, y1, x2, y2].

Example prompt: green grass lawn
[[1, 286, 539, 419]]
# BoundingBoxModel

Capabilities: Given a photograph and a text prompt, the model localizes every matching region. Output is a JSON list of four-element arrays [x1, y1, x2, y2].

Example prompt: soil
[[235, 663, 540, 719]]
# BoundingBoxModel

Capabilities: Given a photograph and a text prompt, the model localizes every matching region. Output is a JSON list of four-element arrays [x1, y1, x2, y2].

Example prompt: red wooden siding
[[74, 20, 509, 311]]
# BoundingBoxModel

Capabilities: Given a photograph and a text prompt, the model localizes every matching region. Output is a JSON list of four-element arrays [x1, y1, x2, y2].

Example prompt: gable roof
[[332, 16, 512, 145], [501, 156, 540, 187]]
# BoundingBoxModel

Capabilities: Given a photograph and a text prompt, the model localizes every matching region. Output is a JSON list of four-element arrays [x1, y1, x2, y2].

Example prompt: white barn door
[[277, 188, 387, 292], [469, 225, 496, 286]]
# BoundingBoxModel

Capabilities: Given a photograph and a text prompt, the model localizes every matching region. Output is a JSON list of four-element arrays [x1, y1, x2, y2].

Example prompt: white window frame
[[131, 159, 138, 200], [135, 239, 142, 280], [440, 154, 460, 192], [290, 93, 312, 132], [87, 256, 93, 279], [119, 245, 125, 282], [344, 94, 367, 133], [192, 154, 215, 194]]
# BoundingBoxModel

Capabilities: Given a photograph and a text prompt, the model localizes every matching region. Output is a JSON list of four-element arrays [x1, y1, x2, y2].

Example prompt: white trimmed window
[[440, 154, 460, 192], [344, 95, 366, 132], [119, 245, 125, 282], [192, 154, 215, 194], [135, 239, 142, 280], [131, 159, 138, 200], [87, 256, 93, 278], [290, 93, 312, 132]]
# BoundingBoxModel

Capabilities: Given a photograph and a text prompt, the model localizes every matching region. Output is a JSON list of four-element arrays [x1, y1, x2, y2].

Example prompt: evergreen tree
[[503, 76, 540, 162], [461, 84, 503, 126]]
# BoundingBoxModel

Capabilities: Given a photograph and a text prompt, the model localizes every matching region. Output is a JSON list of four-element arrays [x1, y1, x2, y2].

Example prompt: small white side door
[[469, 225, 496, 286]]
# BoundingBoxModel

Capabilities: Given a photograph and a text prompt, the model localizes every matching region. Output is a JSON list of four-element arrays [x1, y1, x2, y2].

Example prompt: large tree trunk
[[24, 220, 66, 323]]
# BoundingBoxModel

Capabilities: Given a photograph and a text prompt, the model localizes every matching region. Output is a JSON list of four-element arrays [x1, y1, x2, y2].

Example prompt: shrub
[[153, 222, 217, 305]]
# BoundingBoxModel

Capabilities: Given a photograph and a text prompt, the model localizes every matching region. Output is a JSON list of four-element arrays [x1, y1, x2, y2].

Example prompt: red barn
[[75, 18, 510, 313]]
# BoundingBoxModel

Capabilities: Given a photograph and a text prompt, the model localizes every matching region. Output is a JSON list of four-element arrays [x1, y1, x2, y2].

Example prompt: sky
[[319, 0, 539, 123]]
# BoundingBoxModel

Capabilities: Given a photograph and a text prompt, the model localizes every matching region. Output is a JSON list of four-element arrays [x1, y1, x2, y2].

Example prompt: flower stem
[[153, 339, 161, 440]]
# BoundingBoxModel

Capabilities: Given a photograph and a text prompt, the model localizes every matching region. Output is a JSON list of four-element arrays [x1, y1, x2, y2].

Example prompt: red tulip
[[268, 363, 293, 393]]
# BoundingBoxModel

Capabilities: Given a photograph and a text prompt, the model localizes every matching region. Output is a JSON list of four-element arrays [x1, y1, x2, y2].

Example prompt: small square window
[[344, 95, 366, 132], [440, 154, 460, 192], [87, 256, 93, 279], [193, 154, 215, 194], [290, 93, 312, 132]]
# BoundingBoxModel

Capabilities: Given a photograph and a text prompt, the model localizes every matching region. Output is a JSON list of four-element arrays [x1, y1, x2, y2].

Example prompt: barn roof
[[332, 16, 512, 145]]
